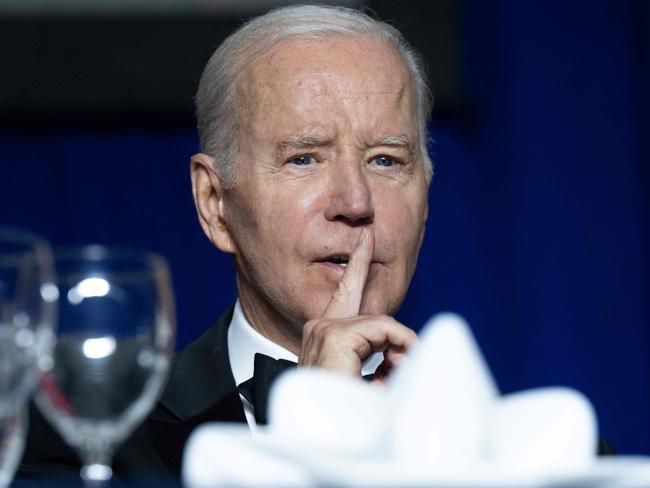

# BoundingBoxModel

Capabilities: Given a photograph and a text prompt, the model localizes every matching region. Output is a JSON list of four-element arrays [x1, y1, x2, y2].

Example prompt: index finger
[[321, 227, 374, 319]]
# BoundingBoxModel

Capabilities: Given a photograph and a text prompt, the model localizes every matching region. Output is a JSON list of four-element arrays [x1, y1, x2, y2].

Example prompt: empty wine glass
[[34, 246, 175, 486], [0, 227, 56, 487]]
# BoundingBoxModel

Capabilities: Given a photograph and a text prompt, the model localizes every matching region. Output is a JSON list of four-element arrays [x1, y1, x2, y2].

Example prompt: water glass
[[34, 246, 175, 486]]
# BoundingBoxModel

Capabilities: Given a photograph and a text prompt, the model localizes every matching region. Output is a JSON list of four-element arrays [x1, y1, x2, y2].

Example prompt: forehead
[[235, 36, 417, 141]]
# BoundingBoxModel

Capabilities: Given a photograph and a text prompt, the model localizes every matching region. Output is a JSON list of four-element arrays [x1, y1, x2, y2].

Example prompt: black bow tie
[[237, 353, 378, 425], [237, 353, 297, 425]]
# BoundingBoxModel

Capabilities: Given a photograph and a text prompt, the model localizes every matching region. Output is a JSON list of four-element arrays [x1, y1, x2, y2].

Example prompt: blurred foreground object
[[0, 227, 55, 487], [33, 246, 175, 486], [183, 313, 650, 487]]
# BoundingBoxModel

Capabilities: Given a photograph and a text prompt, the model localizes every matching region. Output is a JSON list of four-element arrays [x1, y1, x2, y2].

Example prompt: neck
[[236, 275, 303, 355]]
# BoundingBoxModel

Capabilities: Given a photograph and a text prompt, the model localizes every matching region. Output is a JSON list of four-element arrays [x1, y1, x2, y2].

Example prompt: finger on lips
[[299, 227, 418, 376], [322, 227, 374, 319]]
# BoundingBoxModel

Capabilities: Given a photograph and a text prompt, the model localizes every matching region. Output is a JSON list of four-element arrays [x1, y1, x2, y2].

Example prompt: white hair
[[195, 4, 433, 187]]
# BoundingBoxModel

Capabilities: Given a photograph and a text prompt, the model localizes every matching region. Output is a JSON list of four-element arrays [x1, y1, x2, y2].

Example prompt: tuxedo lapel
[[148, 307, 247, 472]]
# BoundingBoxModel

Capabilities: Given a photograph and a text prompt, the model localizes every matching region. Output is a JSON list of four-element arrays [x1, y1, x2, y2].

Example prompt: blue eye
[[372, 155, 395, 167], [289, 155, 314, 166]]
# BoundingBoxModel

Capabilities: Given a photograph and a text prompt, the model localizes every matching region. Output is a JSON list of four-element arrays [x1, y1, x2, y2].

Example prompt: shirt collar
[[227, 300, 299, 388]]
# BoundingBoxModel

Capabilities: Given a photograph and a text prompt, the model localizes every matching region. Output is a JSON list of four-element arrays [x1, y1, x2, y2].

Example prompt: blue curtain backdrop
[[1, 1, 648, 454]]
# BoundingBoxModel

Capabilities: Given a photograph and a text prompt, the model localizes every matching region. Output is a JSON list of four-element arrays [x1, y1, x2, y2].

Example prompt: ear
[[190, 153, 237, 254]]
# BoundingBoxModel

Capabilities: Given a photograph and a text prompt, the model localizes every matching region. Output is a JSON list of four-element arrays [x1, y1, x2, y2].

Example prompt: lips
[[316, 254, 350, 270], [313, 248, 385, 272]]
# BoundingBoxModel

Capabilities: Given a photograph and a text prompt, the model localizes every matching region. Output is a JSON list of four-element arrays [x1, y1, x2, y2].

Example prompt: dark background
[[1, 0, 648, 455]]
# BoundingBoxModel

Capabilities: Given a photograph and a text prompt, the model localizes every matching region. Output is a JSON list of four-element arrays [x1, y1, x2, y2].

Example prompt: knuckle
[[377, 314, 397, 330], [320, 324, 340, 343], [375, 315, 417, 342], [303, 319, 317, 335], [311, 319, 329, 335], [306, 319, 338, 343]]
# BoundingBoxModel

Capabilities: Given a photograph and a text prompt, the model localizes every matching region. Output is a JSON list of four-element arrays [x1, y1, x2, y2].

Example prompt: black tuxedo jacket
[[18, 307, 245, 484]]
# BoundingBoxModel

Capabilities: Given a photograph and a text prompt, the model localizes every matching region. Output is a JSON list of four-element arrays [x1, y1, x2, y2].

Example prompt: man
[[19, 3, 432, 481], [189, 1, 429, 427]]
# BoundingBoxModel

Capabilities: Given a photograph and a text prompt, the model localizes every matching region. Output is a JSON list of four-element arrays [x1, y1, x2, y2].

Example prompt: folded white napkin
[[183, 313, 650, 488]]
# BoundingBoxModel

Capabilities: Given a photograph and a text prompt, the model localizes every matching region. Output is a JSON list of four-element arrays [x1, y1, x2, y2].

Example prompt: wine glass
[[34, 246, 175, 486], [0, 227, 56, 487]]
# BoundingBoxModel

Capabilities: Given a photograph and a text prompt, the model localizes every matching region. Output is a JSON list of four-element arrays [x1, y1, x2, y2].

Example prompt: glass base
[[81, 463, 113, 487]]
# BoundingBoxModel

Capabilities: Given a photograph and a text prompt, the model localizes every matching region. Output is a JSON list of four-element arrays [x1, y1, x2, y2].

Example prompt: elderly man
[[19, 3, 431, 481], [189, 1, 428, 426]]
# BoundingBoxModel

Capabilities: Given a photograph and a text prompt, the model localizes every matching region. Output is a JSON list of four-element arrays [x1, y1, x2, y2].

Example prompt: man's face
[[216, 36, 428, 330]]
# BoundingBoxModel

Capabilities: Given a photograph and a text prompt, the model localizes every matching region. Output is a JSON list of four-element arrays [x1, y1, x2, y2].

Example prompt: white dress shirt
[[227, 300, 383, 432]]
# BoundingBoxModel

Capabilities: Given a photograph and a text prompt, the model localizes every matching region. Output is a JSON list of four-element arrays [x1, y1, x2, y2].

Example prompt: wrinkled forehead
[[234, 36, 416, 125]]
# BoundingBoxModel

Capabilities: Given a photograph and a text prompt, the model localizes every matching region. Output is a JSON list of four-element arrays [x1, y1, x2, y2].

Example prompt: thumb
[[321, 227, 374, 319]]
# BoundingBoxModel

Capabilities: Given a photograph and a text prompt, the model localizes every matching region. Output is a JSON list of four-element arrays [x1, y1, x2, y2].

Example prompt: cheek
[[272, 181, 331, 245], [228, 180, 323, 264], [269, 186, 323, 245], [363, 189, 426, 312], [378, 189, 427, 259]]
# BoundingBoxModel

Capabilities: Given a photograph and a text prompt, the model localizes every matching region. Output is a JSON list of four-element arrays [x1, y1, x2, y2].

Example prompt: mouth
[[315, 254, 350, 272], [326, 255, 349, 267]]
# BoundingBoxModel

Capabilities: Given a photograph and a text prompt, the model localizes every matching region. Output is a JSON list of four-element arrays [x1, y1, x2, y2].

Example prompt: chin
[[291, 295, 337, 323], [360, 290, 402, 317]]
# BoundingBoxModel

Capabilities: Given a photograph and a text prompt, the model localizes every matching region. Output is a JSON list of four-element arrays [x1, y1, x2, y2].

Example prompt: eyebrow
[[371, 135, 416, 155], [277, 136, 333, 152]]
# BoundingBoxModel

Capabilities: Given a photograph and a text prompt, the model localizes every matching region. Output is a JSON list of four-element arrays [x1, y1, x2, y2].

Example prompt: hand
[[298, 228, 417, 382]]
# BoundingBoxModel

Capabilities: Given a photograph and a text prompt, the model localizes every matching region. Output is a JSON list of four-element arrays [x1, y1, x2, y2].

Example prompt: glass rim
[[0, 225, 51, 250], [0, 226, 54, 274], [52, 245, 167, 267]]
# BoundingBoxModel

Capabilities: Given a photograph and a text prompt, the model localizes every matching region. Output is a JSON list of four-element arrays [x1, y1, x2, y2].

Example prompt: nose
[[324, 160, 374, 226]]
